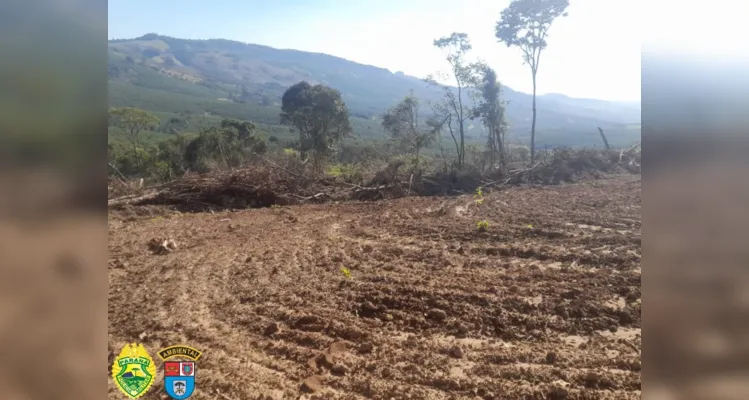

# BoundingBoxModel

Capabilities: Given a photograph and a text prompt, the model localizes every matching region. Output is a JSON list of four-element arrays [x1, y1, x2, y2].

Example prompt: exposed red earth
[[109, 176, 641, 399]]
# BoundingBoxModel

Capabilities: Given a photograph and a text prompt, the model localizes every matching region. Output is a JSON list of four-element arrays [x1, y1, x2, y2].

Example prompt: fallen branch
[[352, 184, 388, 192], [108, 191, 161, 207], [625, 142, 641, 153], [108, 162, 129, 185], [292, 192, 328, 202], [478, 162, 542, 189], [255, 153, 308, 180], [597, 127, 611, 150]]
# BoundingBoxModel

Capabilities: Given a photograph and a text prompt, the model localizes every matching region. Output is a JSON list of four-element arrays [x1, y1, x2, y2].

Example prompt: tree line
[[109, 0, 569, 182], [108, 108, 268, 181], [275, 0, 568, 171]]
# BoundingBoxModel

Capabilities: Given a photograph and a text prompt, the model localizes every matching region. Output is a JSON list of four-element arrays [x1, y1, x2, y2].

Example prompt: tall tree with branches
[[109, 107, 160, 166], [381, 94, 434, 168], [496, 0, 569, 166], [425, 32, 480, 168], [280, 81, 352, 172], [474, 64, 510, 170]]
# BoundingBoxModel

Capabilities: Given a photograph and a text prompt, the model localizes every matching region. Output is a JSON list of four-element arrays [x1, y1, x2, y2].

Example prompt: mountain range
[[108, 34, 641, 147]]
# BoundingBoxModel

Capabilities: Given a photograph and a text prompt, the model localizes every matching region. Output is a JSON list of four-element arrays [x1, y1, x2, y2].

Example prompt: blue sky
[[109, 0, 646, 102]]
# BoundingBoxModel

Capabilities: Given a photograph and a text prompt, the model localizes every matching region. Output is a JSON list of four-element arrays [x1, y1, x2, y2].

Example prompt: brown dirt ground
[[108, 176, 641, 400]]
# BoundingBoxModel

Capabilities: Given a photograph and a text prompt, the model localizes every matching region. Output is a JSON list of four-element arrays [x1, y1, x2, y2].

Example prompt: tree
[[280, 81, 352, 172], [474, 65, 510, 169], [426, 33, 480, 167], [185, 118, 267, 172], [109, 107, 160, 165], [164, 116, 189, 134], [496, 0, 569, 165], [381, 94, 434, 168], [156, 135, 191, 180]]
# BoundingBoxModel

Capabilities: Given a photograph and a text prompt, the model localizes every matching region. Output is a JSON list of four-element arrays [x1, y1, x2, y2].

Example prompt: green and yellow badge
[[112, 343, 157, 399]]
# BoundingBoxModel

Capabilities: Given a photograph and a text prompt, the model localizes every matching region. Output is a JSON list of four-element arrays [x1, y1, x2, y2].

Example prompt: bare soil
[[109, 176, 641, 399]]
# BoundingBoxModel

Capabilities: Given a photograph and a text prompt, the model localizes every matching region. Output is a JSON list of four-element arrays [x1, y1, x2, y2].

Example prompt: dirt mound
[[108, 176, 641, 399]]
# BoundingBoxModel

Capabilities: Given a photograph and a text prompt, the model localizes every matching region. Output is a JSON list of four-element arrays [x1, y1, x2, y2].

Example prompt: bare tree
[[496, 0, 569, 166], [381, 94, 435, 168], [425, 33, 480, 167], [474, 64, 510, 170]]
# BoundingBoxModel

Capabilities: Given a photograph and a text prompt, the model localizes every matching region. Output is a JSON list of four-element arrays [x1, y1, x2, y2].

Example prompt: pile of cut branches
[[109, 164, 404, 211], [108, 145, 641, 211], [476, 145, 642, 189]]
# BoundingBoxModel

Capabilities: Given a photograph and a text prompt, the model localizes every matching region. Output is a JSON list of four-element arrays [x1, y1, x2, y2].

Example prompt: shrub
[[283, 148, 299, 157], [327, 163, 363, 184]]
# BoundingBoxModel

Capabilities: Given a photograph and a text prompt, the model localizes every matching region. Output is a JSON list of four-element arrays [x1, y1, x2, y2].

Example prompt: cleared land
[[108, 176, 641, 399]]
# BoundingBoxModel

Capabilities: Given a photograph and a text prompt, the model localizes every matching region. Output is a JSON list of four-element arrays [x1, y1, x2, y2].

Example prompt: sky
[[107, 0, 652, 102]]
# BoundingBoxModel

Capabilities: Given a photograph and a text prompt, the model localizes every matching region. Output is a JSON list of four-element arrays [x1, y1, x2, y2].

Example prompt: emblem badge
[[111, 343, 157, 399], [158, 345, 203, 399]]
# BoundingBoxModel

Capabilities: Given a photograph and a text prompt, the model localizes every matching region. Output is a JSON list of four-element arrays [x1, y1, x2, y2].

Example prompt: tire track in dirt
[[109, 177, 641, 399]]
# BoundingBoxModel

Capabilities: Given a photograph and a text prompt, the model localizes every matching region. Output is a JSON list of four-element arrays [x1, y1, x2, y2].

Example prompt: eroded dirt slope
[[109, 176, 641, 399]]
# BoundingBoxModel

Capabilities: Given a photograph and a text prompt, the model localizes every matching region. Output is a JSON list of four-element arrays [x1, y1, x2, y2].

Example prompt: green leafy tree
[[164, 116, 189, 134], [425, 33, 480, 167], [280, 81, 352, 172], [474, 65, 510, 169], [185, 119, 266, 172], [108, 107, 160, 165], [496, 0, 569, 166], [156, 135, 191, 180], [381, 94, 434, 168]]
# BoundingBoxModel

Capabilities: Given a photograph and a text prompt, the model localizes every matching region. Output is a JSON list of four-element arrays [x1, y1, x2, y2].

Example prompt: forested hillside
[[108, 34, 640, 147]]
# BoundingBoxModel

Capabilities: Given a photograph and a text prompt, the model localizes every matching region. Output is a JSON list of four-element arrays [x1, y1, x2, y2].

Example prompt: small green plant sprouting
[[474, 187, 484, 205], [476, 220, 489, 231], [340, 267, 352, 279]]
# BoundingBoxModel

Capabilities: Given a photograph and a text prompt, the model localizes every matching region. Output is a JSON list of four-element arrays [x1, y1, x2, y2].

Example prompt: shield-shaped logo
[[112, 343, 157, 399], [164, 361, 195, 399], [158, 345, 202, 399]]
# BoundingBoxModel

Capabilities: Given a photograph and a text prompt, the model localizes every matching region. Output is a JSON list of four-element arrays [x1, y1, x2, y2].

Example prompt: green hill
[[108, 33, 640, 147]]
